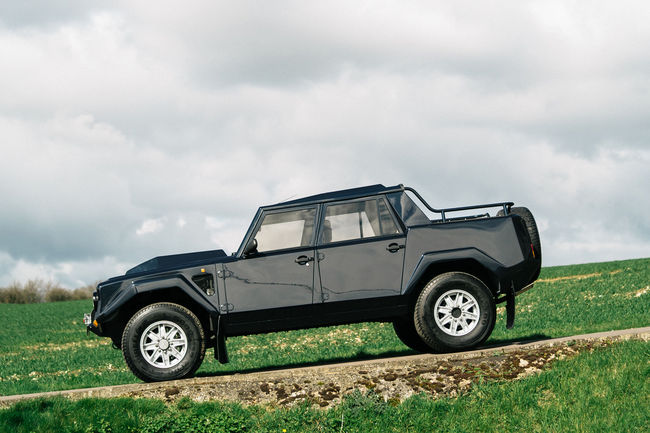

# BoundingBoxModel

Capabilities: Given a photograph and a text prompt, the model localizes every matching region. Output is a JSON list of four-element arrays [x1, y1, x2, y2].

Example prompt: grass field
[[0, 258, 648, 398], [1, 339, 647, 432]]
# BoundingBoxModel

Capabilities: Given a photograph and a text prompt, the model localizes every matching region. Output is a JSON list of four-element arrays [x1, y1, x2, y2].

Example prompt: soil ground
[[1, 327, 647, 409]]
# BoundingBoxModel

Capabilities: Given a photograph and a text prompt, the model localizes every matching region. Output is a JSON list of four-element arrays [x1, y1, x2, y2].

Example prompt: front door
[[222, 206, 317, 313], [316, 197, 406, 302]]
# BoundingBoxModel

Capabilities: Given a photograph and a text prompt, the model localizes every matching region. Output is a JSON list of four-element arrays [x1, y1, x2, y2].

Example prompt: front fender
[[132, 274, 217, 313], [96, 274, 218, 325]]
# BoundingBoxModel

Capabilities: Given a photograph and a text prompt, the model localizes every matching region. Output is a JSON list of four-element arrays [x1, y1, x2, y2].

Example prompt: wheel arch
[[104, 278, 217, 348], [403, 251, 502, 310]]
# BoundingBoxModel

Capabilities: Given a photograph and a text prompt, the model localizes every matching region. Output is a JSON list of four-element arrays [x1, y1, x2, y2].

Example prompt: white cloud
[[136, 218, 166, 236], [0, 1, 648, 287], [0, 254, 130, 288]]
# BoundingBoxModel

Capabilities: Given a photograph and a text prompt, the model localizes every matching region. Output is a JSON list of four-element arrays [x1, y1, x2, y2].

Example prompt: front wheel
[[414, 272, 495, 352], [121, 303, 205, 382]]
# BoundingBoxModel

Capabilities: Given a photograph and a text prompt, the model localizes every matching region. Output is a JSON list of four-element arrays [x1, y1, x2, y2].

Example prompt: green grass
[[0, 258, 648, 396], [489, 257, 650, 342], [1, 339, 648, 432]]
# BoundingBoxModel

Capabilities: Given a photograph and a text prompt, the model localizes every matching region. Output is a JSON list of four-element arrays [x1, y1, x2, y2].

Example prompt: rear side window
[[386, 191, 430, 226], [255, 208, 317, 252], [320, 198, 401, 244]]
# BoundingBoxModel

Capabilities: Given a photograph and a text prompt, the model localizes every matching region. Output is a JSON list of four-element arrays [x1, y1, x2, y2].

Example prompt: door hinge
[[219, 303, 234, 313], [217, 270, 233, 279]]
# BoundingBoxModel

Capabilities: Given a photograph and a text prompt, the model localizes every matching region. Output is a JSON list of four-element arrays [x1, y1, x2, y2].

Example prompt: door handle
[[295, 255, 315, 265], [386, 243, 405, 253]]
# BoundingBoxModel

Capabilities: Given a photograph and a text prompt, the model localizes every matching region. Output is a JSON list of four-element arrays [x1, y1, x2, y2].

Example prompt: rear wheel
[[121, 303, 205, 382], [414, 272, 495, 352], [393, 319, 431, 353]]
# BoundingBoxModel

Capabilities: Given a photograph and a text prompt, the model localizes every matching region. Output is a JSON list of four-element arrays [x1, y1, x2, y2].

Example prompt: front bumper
[[84, 311, 102, 336]]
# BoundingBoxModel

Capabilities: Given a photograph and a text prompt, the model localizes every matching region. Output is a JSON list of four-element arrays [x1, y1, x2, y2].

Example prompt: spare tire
[[498, 207, 541, 264]]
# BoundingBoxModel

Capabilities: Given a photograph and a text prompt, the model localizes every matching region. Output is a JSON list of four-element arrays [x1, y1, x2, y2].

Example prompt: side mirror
[[242, 238, 258, 257]]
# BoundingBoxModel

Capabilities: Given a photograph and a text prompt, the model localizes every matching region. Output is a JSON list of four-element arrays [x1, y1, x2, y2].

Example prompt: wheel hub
[[433, 289, 480, 337], [139, 320, 188, 369]]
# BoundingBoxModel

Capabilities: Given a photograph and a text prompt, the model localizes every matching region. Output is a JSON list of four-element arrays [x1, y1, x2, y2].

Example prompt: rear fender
[[404, 248, 505, 298]]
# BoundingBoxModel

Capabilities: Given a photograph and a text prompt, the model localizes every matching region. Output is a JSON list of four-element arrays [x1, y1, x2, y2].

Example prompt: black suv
[[85, 184, 541, 382]]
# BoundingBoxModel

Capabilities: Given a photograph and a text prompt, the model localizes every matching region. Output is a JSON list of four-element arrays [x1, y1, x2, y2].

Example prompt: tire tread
[[121, 302, 205, 382], [414, 272, 495, 352]]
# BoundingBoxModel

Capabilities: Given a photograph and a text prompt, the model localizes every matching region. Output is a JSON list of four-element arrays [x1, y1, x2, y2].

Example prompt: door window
[[254, 208, 317, 252], [320, 198, 401, 244]]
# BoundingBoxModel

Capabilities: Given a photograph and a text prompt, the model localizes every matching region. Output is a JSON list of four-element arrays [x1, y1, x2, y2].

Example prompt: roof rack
[[403, 186, 513, 223]]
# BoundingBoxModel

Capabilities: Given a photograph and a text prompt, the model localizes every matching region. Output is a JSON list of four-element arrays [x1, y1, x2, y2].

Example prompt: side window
[[254, 208, 316, 252], [321, 198, 401, 244]]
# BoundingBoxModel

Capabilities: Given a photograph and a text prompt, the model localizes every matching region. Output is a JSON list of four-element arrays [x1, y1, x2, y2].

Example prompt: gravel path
[[1, 326, 648, 408]]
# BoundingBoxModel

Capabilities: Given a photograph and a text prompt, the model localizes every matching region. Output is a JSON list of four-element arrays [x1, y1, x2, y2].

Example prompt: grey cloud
[[0, 115, 255, 265], [120, 2, 534, 87], [0, 1, 108, 29], [0, 1, 648, 287]]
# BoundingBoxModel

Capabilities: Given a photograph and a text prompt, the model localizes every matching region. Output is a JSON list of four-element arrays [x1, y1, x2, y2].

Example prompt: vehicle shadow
[[194, 333, 552, 378], [482, 334, 551, 348], [194, 348, 414, 378]]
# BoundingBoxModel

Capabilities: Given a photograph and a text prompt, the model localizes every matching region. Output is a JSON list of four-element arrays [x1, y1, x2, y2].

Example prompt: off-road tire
[[121, 303, 205, 382], [414, 272, 495, 352], [393, 318, 431, 353], [498, 206, 541, 264]]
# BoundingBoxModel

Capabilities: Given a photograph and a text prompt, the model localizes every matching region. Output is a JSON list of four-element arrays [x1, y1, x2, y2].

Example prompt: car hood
[[124, 249, 229, 276]]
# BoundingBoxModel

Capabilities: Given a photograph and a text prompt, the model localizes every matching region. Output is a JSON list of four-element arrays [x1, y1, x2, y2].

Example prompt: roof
[[267, 184, 404, 208]]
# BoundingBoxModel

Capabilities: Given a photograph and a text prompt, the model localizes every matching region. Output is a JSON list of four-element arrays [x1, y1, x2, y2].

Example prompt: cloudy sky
[[0, 1, 648, 288]]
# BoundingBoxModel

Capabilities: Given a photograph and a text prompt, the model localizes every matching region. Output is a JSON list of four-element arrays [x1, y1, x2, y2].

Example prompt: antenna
[[279, 194, 297, 202]]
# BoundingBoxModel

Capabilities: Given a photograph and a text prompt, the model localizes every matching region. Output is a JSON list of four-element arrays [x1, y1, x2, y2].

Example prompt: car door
[[316, 196, 406, 303], [222, 206, 318, 313]]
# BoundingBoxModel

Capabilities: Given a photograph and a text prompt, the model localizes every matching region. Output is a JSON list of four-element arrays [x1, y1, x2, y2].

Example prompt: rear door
[[315, 197, 406, 303]]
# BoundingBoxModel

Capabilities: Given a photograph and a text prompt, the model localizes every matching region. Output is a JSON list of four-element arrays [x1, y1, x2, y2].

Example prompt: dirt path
[[1, 327, 648, 408]]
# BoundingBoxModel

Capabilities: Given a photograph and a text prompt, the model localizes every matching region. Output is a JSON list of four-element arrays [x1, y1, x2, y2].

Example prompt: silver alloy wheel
[[139, 320, 188, 368], [433, 289, 480, 336]]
